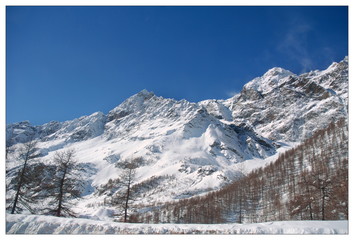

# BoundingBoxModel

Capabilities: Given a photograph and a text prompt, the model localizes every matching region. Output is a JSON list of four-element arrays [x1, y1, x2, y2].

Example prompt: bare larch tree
[[45, 149, 84, 217]]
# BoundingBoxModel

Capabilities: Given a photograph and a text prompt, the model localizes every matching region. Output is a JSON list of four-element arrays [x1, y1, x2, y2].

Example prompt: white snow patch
[[6, 214, 348, 234]]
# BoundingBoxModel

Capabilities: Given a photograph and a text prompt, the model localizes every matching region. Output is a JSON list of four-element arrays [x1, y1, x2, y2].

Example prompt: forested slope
[[136, 119, 348, 223]]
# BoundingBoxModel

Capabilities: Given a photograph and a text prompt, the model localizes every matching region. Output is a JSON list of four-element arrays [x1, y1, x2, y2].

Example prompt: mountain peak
[[129, 89, 156, 102], [244, 67, 295, 94], [110, 89, 155, 111], [137, 89, 154, 97], [263, 67, 294, 79]]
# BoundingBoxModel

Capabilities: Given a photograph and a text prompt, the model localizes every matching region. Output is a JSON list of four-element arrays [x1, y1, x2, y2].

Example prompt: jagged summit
[[133, 89, 155, 100], [263, 67, 294, 79], [110, 89, 155, 110], [243, 67, 295, 94], [107, 89, 155, 121]]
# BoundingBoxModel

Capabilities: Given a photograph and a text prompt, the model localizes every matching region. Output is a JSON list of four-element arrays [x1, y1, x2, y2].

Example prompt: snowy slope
[[6, 57, 348, 221], [6, 214, 348, 234], [6, 93, 279, 217]]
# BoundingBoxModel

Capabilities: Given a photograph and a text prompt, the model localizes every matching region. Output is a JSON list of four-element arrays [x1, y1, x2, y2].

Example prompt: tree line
[[134, 119, 348, 223]]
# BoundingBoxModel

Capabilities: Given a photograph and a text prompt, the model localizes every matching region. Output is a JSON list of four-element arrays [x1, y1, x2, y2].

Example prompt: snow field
[[6, 214, 348, 234]]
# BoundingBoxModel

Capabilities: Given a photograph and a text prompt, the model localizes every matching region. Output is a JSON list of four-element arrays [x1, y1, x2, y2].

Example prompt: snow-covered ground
[[6, 214, 348, 234]]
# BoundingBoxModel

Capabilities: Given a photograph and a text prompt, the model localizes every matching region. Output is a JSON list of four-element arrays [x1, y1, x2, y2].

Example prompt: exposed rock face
[[219, 57, 348, 142]]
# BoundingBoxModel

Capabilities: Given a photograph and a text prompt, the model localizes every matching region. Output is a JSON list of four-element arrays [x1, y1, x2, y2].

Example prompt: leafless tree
[[9, 140, 41, 214], [112, 157, 143, 222], [45, 149, 84, 217]]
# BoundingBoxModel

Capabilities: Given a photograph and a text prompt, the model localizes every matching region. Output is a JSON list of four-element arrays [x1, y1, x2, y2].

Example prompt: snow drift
[[6, 214, 348, 234]]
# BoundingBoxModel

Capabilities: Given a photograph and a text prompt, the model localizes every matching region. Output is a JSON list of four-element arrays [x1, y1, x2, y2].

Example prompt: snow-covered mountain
[[211, 56, 348, 142], [6, 57, 348, 220]]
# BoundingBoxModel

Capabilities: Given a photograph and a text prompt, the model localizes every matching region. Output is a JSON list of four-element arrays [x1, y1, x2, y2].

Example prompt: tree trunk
[[124, 168, 132, 222], [321, 186, 325, 220], [11, 158, 29, 214], [56, 169, 67, 217]]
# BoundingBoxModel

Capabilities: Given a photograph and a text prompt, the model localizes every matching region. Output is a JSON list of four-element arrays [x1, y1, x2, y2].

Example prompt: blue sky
[[6, 6, 348, 125]]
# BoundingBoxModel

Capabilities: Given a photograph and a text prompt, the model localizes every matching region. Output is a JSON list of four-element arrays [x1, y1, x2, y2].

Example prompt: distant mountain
[[6, 57, 348, 221], [207, 57, 348, 142]]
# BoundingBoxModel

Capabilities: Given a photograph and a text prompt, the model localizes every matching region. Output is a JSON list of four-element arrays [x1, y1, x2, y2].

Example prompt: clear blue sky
[[6, 6, 348, 125]]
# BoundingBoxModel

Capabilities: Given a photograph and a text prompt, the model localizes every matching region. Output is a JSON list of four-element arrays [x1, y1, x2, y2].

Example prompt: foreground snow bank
[[6, 214, 348, 234]]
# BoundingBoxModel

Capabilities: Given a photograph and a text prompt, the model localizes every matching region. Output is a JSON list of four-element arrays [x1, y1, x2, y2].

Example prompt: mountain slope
[[6, 92, 279, 218], [139, 118, 347, 224]]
